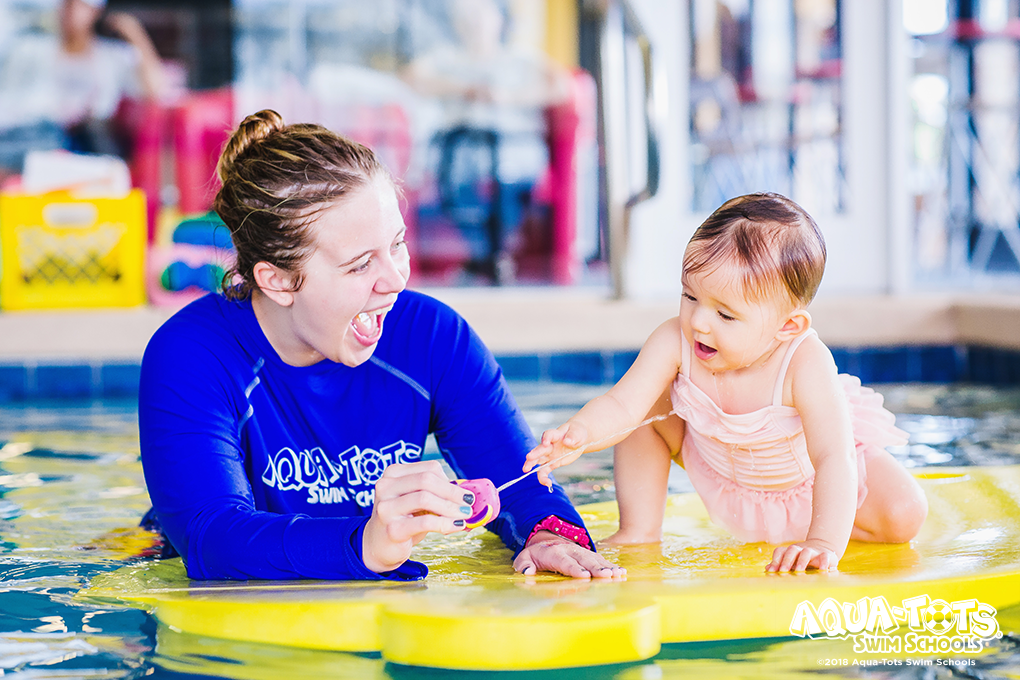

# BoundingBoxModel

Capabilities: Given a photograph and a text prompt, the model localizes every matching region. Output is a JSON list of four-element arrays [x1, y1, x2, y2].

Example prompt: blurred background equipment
[[3, 0, 1020, 304]]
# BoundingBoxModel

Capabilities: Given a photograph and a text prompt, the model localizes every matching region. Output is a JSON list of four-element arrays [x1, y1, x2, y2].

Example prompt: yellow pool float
[[78, 466, 1020, 670]]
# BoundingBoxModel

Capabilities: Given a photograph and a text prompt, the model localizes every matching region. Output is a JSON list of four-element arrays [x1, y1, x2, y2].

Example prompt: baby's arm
[[767, 336, 858, 572], [524, 318, 684, 487]]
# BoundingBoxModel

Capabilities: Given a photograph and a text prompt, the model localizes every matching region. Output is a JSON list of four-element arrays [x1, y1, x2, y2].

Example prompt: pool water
[[1, 383, 1019, 679]]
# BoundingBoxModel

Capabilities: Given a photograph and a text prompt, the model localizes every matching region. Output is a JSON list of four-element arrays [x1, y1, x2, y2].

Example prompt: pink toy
[[454, 479, 500, 530]]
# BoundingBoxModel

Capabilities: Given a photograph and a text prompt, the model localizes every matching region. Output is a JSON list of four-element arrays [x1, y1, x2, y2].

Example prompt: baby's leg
[[605, 387, 684, 544], [852, 449, 928, 543]]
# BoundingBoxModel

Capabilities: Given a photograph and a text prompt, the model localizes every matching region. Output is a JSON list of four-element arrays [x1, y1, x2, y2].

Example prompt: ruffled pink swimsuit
[[670, 329, 908, 544]]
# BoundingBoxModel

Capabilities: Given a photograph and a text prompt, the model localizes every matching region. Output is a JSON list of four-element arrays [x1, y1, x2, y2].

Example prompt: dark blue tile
[[0, 365, 29, 401], [100, 363, 141, 397], [966, 346, 992, 383], [967, 346, 1020, 384], [495, 354, 542, 381], [35, 364, 93, 399], [548, 352, 605, 384], [919, 346, 963, 382], [866, 348, 912, 383]]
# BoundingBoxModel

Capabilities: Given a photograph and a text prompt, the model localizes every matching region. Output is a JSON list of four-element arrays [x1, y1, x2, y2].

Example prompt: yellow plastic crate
[[0, 190, 146, 309]]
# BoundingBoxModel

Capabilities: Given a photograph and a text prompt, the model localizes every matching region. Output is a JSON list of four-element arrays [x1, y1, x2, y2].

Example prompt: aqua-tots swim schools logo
[[789, 595, 1001, 654]]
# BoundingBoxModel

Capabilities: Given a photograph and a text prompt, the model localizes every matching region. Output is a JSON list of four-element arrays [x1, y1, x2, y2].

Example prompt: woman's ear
[[776, 309, 811, 341], [253, 262, 296, 307]]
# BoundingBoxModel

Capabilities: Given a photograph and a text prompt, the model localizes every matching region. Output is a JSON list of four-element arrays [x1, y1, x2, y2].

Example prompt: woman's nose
[[376, 251, 409, 294]]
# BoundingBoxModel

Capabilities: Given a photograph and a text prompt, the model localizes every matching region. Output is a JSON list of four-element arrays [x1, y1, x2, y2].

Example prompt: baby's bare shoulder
[[786, 333, 841, 399], [644, 317, 684, 358]]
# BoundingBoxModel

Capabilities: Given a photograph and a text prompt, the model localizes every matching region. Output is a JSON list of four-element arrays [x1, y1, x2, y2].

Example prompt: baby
[[525, 193, 927, 572]]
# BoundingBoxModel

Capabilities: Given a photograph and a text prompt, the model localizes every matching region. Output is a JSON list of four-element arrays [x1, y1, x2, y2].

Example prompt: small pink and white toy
[[454, 479, 500, 529]]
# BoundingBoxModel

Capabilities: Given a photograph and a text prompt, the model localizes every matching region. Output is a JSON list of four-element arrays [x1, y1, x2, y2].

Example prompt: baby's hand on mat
[[523, 423, 589, 488], [766, 539, 840, 572]]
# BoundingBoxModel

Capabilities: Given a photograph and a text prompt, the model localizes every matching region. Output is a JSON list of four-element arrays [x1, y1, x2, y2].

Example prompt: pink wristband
[[526, 515, 593, 551]]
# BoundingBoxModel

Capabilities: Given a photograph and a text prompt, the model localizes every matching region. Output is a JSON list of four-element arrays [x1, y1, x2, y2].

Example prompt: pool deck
[[1, 289, 1019, 362]]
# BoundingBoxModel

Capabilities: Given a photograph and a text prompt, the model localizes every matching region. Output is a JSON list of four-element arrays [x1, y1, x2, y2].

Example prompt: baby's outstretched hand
[[766, 539, 840, 573], [523, 422, 589, 488]]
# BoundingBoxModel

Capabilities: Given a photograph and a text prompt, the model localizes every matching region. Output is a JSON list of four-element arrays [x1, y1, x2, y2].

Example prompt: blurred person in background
[[402, 0, 570, 282], [0, 0, 163, 179]]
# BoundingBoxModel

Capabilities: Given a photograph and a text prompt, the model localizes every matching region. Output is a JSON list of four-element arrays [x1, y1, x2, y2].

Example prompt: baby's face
[[679, 260, 795, 373]]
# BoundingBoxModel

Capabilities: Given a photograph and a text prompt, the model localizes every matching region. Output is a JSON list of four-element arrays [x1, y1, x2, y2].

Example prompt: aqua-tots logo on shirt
[[262, 440, 422, 508], [790, 595, 1001, 654]]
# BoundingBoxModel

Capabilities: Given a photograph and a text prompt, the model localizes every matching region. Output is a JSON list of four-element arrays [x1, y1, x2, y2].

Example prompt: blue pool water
[[0, 383, 1019, 678]]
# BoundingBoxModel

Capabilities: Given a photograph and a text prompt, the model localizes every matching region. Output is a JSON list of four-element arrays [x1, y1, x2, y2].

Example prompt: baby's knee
[[879, 491, 928, 543]]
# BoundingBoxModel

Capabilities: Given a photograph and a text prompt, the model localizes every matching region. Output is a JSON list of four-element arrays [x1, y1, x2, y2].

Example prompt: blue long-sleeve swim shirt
[[138, 290, 589, 581]]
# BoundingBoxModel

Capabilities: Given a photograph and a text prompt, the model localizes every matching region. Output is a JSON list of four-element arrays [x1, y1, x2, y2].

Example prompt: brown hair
[[682, 193, 826, 307], [213, 109, 388, 299]]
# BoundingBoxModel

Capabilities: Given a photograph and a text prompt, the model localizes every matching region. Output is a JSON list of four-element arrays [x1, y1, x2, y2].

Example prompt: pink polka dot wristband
[[527, 515, 593, 551]]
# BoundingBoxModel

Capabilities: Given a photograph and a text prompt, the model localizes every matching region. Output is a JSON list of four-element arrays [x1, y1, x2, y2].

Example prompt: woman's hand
[[514, 531, 626, 579], [522, 422, 590, 488], [766, 539, 840, 572], [361, 461, 474, 573]]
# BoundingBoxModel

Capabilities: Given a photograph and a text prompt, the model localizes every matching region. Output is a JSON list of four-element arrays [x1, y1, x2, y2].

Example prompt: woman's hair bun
[[216, 109, 285, 183]]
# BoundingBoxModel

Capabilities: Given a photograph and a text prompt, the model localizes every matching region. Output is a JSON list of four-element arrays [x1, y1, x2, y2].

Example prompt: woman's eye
[[682, 292, 696, 302], [349, 260, 371, 273]]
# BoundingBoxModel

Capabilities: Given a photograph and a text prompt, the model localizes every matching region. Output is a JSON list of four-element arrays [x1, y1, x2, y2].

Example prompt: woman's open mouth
[[693, 340, 717, 361], [351, 304, 394, 346]]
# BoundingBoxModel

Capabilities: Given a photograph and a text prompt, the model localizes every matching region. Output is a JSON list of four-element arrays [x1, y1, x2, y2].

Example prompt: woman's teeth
[[356, 304, 393, 326], [351, 305, 395, 342]]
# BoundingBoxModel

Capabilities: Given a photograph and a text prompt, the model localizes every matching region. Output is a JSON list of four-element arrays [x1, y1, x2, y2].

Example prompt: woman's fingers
[[375, 462, 467, 506], [386, 514, 467, 544], [571, 551, 626, 579], [376, 489, 472, 524]]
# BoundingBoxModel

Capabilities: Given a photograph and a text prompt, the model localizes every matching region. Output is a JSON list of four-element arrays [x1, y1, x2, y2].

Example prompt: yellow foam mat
[[78, 466, 1020, 670]]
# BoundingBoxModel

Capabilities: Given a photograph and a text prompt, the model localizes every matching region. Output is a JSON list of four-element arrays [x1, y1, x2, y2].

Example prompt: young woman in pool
[[524, 193, 928, 572], [138, 109, 624, 581]]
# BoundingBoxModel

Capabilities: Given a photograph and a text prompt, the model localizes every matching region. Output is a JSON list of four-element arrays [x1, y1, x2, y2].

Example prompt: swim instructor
[[138, 109, 623, 581]]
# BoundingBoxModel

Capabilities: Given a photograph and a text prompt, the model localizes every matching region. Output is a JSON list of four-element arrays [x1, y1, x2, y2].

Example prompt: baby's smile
[[694, 340, 718, 361]]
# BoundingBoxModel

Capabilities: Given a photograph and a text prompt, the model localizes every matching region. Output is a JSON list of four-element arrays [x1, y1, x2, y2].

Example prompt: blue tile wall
[[1, 344, 1019, 402], [0, 365, 29, 401], [35, 364, 93, 399], [829, 346, 963, 384], [966, 346, 1020, 384], [548, 352, 606, 383], [100, 364, 142, 398], [493, 354, 543, 381]]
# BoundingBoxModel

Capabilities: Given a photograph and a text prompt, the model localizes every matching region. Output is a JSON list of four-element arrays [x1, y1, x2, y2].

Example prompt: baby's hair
[[683, 193, 826, 307], [213, 109, 389, 300]]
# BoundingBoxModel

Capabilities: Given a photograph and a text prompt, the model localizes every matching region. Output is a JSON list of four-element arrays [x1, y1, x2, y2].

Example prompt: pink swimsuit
[[670, 329, 908, 544]]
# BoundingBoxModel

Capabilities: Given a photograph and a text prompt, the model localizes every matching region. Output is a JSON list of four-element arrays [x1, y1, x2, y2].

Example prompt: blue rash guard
[[138, 290, 589, 581]]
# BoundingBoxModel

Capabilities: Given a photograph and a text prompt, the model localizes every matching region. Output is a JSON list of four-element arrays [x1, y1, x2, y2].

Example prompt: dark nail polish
[[463, 493, 475, 505], [454, 519, 465, 527]]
